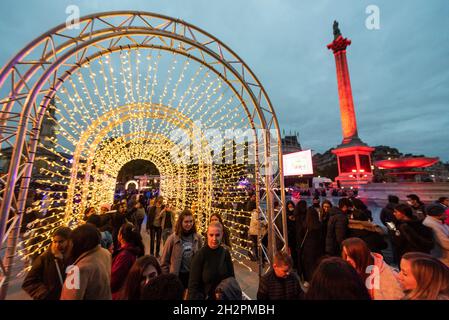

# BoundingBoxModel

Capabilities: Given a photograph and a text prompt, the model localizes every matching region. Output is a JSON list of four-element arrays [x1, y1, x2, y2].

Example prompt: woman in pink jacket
[[341, 237, 403, 300]]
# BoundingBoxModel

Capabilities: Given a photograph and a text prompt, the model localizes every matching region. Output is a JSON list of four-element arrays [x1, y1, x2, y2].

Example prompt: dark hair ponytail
[[119, 223, 145, 256]]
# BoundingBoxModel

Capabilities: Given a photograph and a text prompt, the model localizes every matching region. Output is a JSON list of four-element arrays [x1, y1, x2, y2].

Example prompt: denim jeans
[[150, 226, 162, 256]]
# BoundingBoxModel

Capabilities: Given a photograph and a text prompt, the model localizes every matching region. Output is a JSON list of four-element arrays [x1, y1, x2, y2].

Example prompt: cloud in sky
[[0, 0, 448, 160]]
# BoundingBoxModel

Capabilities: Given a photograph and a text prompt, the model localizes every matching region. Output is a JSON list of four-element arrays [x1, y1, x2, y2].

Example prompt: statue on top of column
[[333, 20, 342, 40]]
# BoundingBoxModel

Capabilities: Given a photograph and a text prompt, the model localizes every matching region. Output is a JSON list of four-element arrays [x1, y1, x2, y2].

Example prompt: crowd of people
[[21, 191, 449, 300]]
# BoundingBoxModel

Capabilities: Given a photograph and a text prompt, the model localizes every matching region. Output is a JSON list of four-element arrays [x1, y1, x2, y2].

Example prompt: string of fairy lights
[[19, 47, 260, 271]]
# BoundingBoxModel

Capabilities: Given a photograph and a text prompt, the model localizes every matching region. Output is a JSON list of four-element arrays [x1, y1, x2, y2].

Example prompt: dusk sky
[[1, 0, 448, 161]]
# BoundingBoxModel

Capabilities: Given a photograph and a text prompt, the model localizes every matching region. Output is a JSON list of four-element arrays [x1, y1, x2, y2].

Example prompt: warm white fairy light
[[21, 48, 258, 271]]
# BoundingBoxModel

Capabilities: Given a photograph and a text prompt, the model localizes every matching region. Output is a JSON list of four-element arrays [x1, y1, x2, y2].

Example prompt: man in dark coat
[[257, 251, 303, 300], [392, 203, 434, 261], [22, 227, 72, 300], [380, 195, 399, 227], [325, 198, 351, 256], [406, 194, 426, 221]]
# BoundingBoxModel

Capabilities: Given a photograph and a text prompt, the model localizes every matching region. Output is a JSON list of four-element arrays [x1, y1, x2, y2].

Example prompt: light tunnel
[[0, 12, 287, 296]]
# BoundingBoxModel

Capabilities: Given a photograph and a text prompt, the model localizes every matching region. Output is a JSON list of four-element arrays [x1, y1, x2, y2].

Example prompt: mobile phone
[[386, 222, 396, 230]]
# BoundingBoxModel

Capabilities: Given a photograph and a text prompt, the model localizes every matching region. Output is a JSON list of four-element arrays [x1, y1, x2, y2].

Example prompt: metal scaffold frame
[[0, 11, 287, 298]]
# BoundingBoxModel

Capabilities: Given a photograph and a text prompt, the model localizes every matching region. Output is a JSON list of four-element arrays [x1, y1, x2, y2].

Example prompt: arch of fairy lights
[[90, 133, 189, 211], [124, 180, 139, 191], [0, 11, 287, 297]]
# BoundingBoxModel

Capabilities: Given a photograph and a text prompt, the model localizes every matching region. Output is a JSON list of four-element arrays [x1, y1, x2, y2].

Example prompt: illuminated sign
[[283, 150, 313, 176]]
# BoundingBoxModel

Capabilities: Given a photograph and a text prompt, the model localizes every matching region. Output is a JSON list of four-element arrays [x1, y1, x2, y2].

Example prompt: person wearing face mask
[[422, 204, 449, 266], [285, 201, 297, 269], [257, 251, 303, 300], [160, 210, 202, 291], [188, 221, 235, 300], [311, 196, 321, 210]]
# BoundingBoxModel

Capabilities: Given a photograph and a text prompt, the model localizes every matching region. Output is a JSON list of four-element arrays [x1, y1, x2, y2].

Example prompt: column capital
[[327, 35, 351, 54]]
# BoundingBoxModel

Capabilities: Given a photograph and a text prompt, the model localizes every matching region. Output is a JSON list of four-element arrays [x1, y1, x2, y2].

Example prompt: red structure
[[327, 21, 374, 187], [374, 157, 439, 181], [375, 157, 439, 169]]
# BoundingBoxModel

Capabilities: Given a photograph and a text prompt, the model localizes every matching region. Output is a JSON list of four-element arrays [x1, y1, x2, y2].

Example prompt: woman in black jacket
[[299, 205, 326, 282], [285, 201, 297, 269], [188, 222, 235, 300], [294, 200, 308, 276]]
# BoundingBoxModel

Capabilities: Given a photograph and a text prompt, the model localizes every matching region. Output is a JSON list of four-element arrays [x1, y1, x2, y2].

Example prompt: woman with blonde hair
[[209, 213, 231, 249], [399, 252, 449, 300], [188, 221, 235, 300]]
